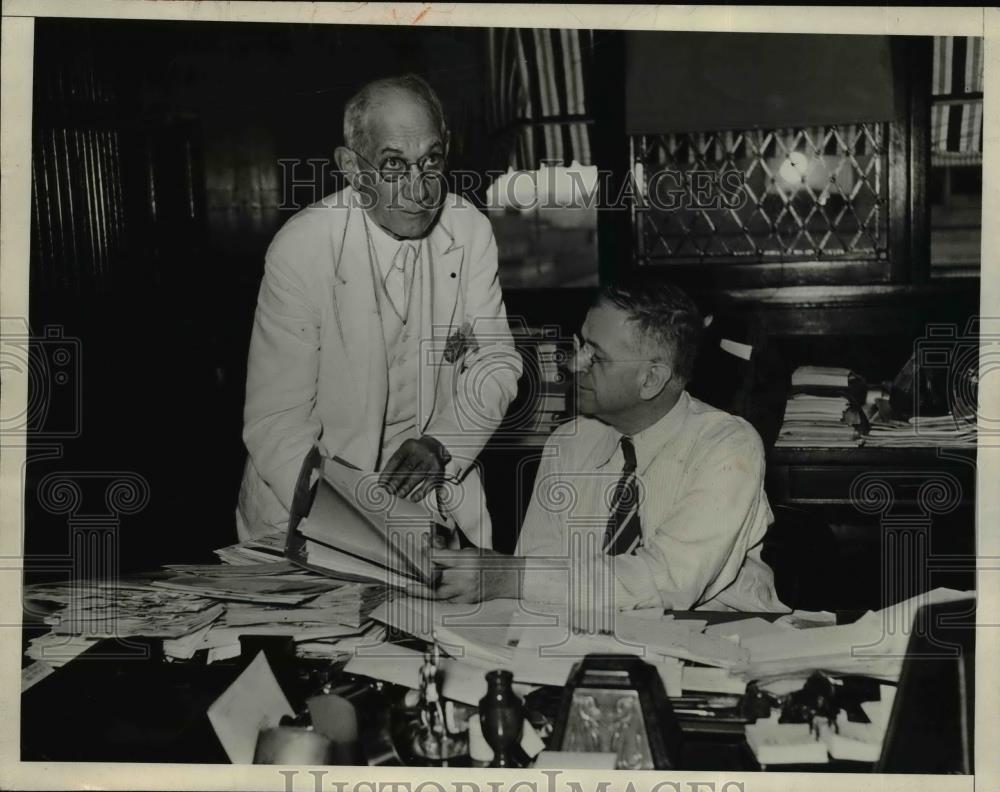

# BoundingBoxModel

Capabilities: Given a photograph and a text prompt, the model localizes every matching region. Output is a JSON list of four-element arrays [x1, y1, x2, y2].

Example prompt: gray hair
[[598, 274, 704, 384], [343, 74, 447, 156]]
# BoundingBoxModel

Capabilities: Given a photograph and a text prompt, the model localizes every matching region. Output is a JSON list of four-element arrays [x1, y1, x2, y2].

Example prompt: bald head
[[343, 74, 447, 158]]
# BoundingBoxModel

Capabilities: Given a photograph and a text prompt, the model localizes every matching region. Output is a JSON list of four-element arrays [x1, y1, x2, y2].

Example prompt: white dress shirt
[[515, 391, 789, 613], [363, 211, 420, 320]]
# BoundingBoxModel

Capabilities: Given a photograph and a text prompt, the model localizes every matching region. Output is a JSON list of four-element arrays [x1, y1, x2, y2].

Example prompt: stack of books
[[497, 327, 572, 446]]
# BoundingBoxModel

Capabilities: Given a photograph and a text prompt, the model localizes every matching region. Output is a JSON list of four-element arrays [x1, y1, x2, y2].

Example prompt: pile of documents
[[23, 580, 226, 670], [23, 550, 393, 668], [775, 365, 869, 448], [735, 587, 974, 683], [790, 365, 866, 397], [287, 457, 437, 588], [213, 532, 287, 565], [863, 412, 977, 448], [775, 393, 859, 448], [154, 560, 389, 661], [745, 686, 897, 766], [350, 588, 973, 708], [24, 581, 225, 638]]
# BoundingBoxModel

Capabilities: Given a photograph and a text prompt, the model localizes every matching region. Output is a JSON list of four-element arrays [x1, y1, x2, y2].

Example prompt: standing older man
[[237, 74, 521, 546], [421, 275, 787, 613]]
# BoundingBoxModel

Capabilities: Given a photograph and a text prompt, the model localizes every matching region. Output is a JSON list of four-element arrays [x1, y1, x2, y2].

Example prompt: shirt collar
[[363, 210, 421, 274], [594, 391, 691, 474]]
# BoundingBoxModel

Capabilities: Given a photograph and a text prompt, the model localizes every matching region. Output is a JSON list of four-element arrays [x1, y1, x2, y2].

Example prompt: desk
[[766, 445, 976, 508], [20, 613, 871, 772], [764, 444, 977, 610]]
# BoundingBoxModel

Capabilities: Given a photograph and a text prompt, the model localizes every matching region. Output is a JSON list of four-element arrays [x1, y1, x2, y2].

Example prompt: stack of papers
[[737, 587, 974, 682], [25, 581, 225, 638], [296, 621, 388, 660], [24, 558, 392, 668], [287, 458, 436, 588], [156, 567, 388, 660], [24, 632, 101, 668], [152, 572, 341, 605], [745, 692, 896, 766], [213, 532, 287, 565], [791, 366, 853, 390], [863, 413, 977, 448], [745, 720, 830, 766], [775, 394, 858, 448]]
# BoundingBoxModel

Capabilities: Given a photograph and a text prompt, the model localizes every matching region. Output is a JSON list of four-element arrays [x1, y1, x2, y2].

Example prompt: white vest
[[373, 242, 423, 468]]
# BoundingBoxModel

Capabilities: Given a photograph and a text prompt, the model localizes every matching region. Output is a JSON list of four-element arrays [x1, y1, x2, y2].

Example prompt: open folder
[[284, 448, 436, 588]]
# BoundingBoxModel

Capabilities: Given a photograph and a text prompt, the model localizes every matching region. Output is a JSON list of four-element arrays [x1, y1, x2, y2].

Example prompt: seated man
[[419, 274, 788, 612]]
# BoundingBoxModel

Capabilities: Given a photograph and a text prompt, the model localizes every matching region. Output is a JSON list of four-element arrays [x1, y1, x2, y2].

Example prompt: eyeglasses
[[572, 333, 660, 371], [348, 147, 446, 184]]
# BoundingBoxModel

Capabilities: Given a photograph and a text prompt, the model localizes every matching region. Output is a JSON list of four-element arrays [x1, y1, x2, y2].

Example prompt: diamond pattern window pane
[[631, 124, 888, 262]]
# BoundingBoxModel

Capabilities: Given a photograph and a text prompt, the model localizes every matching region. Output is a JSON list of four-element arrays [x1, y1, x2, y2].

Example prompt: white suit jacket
[[237, 187, 521, 545]]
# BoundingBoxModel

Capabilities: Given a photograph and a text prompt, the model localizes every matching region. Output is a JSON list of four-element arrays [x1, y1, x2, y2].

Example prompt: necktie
[[385, 242, 416, 321], [602, 436, 643, 555]]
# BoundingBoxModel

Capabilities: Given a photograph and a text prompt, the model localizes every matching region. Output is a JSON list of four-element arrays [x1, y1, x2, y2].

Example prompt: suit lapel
[[419, 215, 465, 428], [331, 190, 388, 422]]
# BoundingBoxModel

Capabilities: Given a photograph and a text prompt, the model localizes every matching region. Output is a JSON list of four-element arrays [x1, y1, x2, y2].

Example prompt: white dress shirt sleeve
[[517, 420, 774, 612]]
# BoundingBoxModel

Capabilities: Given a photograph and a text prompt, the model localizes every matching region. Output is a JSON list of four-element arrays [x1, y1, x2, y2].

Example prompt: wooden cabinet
[[765, 444, 977, 610]]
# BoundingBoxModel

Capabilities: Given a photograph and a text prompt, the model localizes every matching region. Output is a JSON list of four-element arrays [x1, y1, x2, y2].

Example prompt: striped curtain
[[931, 36, 984, 165], [487, 28, 595, 169]]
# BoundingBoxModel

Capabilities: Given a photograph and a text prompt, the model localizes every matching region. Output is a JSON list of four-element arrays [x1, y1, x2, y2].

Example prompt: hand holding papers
[[286, 456, 438, 587]]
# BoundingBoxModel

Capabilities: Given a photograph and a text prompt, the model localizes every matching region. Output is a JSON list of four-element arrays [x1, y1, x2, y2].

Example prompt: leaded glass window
[[631, 123, 889, 264]]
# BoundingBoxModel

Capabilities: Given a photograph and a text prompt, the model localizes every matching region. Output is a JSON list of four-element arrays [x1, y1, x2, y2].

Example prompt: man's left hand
[[407, 548, 524, 603], [378, 436, 451, 502]]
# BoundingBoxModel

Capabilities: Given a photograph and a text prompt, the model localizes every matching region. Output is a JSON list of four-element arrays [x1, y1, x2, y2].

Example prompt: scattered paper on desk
[[741, 621, 870, 663], [704, 617, 792, 642], [207, 643, 242, 664], [614, 611, 749, 668], [24, 632, 99, 667], [774, 609, 837, 629], [162, 561, 298, 577], [533, 751, 618, 769], [153, 574, 338, 605], [214, 532, 288, 565], [369, 596, 523, 668], [820, 712, 884, 762], [21, 660, 55, 692], [654, 657, 683, 697], [744, 720, 829, 766], [681, 666, 746, 695], [861, 685, 897, 730], [207, 651, 294, 764]]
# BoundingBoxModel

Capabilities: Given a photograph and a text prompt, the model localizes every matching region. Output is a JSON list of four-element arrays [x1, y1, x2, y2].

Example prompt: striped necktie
[[602, 436, 643, 555]]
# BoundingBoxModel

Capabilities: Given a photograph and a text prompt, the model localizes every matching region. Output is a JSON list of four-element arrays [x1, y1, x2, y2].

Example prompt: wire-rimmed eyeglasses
[[347, 147, 446, 184], [572, 333, 661, 371]]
